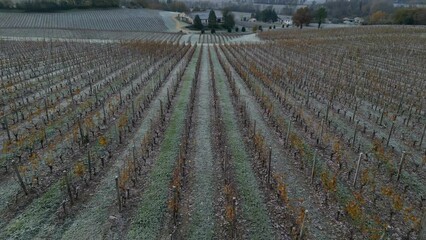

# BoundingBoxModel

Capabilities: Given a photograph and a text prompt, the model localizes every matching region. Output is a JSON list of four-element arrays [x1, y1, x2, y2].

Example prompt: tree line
[[0, 0, 119, 12], [293, 4, 426, 27], [124, 0, 188, 12], [0, 0, 189, 13]]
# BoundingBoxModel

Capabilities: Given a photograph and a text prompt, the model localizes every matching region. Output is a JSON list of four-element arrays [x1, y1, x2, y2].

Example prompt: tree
[[393, 8, 426, 25], [222, 8, 236, 30], [169, 1, 188, 12], [293, 7, 312, 29], [370, 11, 386, 24], [255, 7, 278, 22], [316, 7, 327, 29], [369, 0, 393, 15], [193, 15, 203, 30], [208, 10, 217, 29], [0, 0, 13, 8], [264, 8, 278, 22], [92, 0, 119, 8]]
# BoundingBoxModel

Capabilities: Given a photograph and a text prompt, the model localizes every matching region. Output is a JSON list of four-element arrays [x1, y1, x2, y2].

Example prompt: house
[[188, 10, 223, 25], [354, 17, 364, 24], [343, 17, 364, 25], [178, 13, 193, 24]]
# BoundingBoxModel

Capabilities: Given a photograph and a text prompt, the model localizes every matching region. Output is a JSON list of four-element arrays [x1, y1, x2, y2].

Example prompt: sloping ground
[[0, 9, 167, 32], [1, 27, 424, 239], [0, 28, 183, 42], [0, 9, 262, 43], [159, 11, 181, 32]]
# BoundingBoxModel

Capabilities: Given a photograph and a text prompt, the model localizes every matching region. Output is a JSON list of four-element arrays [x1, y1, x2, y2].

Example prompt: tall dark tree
[[193, 14, 203, 30], [208, 9, 217, 29], [316, 7, 327, 29], [222, 8, 236, 30], [254, 7, 278, 22], [92, 0, 119, 8], [293, 7, 311, 29], [261, 7, 278, 22]]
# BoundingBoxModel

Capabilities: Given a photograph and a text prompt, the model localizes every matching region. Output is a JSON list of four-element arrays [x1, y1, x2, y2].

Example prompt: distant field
[[0, 9, 169, 32]]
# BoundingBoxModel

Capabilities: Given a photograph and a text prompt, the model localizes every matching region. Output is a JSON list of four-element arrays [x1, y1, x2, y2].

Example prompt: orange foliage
[[290, 133, 305, 158], [332, 139, 342, 163], [225, 205, 236, 223], [274, 176, 288, 203], [99, 135, 108, 147], [320, 171, 337, 192], [118, 115, 128, 129], [2, 140, 12, 154], [346, 200, 362, 220], [74, 161, 85, 177], [392, 194, 403, 211], [29, 152, 39, 170], [296, 207, 306, 226]]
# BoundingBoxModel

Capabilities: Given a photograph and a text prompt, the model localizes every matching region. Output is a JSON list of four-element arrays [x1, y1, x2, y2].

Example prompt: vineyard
[[0, 26, 425, 239], [0, 9, 257, 43], [0, 9, 169, 32]]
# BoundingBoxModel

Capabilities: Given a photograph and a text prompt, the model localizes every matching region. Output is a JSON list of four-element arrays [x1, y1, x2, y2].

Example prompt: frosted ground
[[0, 8, 260, 43]]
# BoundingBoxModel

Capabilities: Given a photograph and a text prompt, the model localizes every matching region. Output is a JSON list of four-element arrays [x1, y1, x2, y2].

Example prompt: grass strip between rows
[[213, 48, 274, 239], [187, 46, 215, 239], [127, 47, 200, 239]]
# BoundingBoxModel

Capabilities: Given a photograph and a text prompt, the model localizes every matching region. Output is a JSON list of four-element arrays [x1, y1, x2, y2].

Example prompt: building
[[178, 13, 193, 24], [188, 10, 223, 25]]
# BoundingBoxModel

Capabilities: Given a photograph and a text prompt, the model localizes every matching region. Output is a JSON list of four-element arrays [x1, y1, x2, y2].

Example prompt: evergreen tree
[[316, 7, 327, 29], [208, 9, 217, 29], [222, 8, 236, 29], [193, 14, 203, 30]]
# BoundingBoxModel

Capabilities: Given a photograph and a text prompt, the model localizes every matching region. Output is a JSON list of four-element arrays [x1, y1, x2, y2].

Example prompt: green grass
[[0, 184, 63, 240], [0, 178, 20, 229], [213, 49, 274, 239], [187, 46, 215, 240], [55, 58, 182, 240], [127, 47, 200, 240], [0, 57, 174, 240]]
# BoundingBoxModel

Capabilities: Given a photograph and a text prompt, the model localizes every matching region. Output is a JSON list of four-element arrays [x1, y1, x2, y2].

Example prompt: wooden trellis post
[[353, 152, 363, 188]]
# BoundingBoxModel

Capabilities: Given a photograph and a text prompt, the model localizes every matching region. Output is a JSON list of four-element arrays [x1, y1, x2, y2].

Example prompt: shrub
[[393, 8, 426, 25]]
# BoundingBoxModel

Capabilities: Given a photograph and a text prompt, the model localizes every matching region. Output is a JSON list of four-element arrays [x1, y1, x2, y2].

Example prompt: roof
[[189, 10, 223, 20]]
